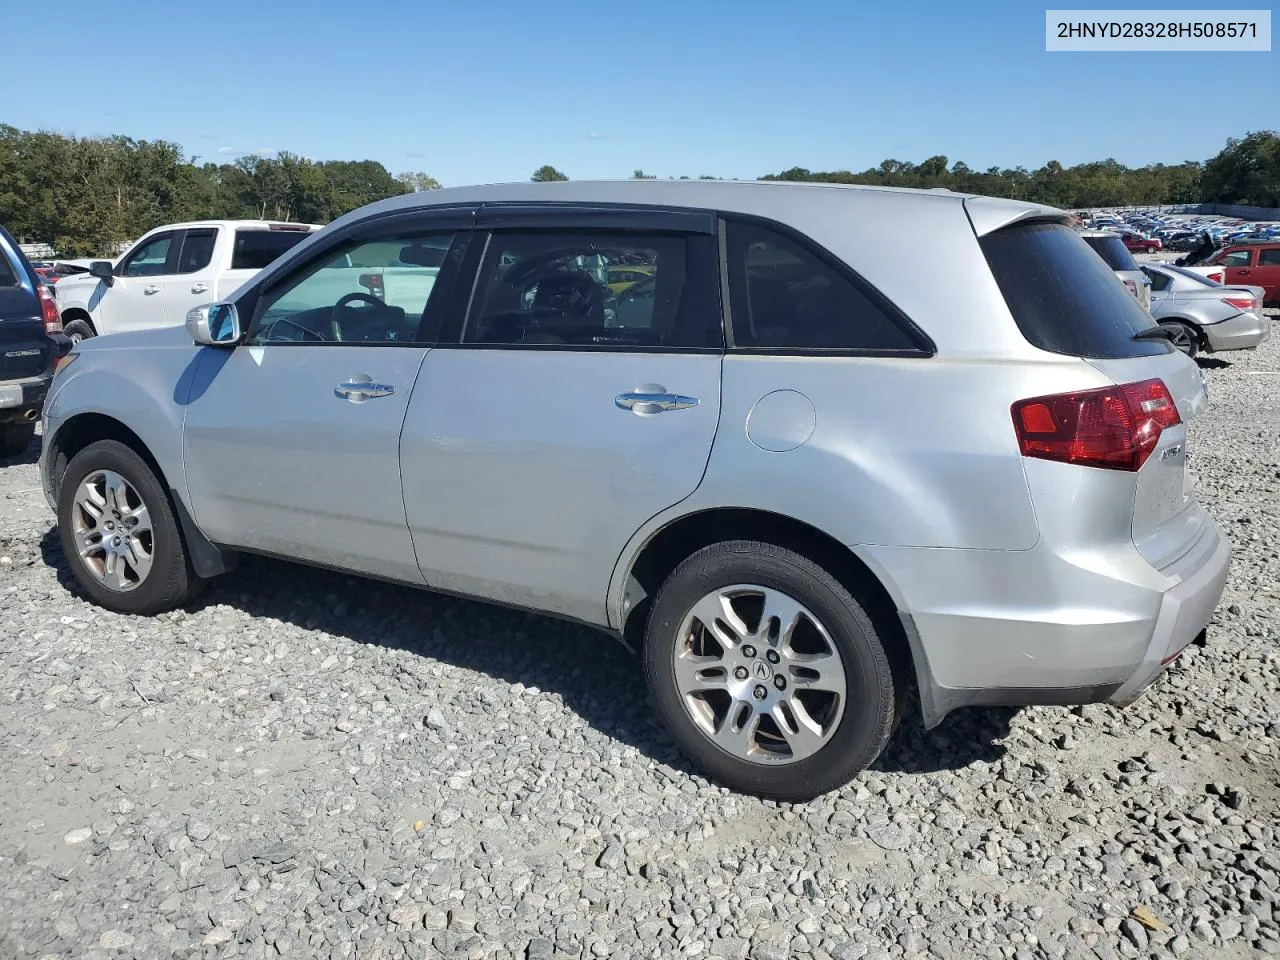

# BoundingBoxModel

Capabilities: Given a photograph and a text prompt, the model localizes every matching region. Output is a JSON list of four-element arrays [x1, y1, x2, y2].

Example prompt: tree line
[[3, 125, 1276, 257]]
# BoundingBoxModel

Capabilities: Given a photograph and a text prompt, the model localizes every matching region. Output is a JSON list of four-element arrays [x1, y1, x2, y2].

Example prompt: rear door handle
[[335, 378, 396, 402], [615, 384, 699, 415], [143, 285, 160, 295], [191, 283, 209, 294]]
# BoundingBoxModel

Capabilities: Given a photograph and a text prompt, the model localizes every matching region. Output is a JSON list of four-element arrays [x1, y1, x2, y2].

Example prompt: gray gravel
[[2, 318, 1277, 960]]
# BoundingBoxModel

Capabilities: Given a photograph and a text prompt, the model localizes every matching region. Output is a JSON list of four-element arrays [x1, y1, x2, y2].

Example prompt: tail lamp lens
[[37, 284, 62, 333], [1012, 379, 1182, 472]]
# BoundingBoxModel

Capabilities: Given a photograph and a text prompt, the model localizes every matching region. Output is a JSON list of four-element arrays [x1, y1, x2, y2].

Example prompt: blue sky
[[9, 0, 1275, 185]]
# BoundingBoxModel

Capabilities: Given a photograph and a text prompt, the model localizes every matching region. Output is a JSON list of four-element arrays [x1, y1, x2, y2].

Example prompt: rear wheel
[[0, 422, 36, 458], [64, 319, 95, 343], [56, 439, 204, 615], [1160, 320, 1199, 358], [643, 540, 897, 801]]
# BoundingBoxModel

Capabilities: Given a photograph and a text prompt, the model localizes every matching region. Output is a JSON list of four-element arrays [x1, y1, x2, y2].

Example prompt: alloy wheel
[[70, 469, 154, 591], [673, 585, 847, 764]]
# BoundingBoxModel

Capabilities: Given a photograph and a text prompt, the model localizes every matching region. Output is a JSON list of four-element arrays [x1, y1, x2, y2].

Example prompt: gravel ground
[[1, 319, 1277, 960]]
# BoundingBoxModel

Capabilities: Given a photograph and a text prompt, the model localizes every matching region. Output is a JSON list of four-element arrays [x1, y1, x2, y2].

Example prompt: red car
[[1120, 232, 1162, 253], [1207, 243, 1280, 305]]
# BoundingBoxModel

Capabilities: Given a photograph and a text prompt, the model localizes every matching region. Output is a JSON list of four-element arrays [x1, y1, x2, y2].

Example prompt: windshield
[[1081, 235, 1140, 272]]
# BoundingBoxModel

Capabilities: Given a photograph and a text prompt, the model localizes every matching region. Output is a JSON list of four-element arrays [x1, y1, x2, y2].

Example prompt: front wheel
[[63, 319, 95, 343], [1161, 321, 1199, 358], [643, 540, 897, 801], [56, 439, 205, 615]]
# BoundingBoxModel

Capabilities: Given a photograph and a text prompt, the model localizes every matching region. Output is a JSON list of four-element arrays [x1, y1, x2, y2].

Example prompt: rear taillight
[[1122, 279, 1139, 298], [358, 273, 385, 301], [37, 284, 62, 334], [1012, 379, 1182, 472], [1207, 271, 1224, 284], [1222, 296, 1258, 312]]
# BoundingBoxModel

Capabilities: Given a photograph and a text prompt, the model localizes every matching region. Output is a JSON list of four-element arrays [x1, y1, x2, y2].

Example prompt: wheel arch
[[1157, 315, 1208, 348], [59, 308, 96, 334], [613, 506, 914, 691], [46, 412, 234, 578]]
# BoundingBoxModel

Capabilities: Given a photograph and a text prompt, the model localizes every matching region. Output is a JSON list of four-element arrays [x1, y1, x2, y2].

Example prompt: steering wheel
[[331, 292, 384, 342]]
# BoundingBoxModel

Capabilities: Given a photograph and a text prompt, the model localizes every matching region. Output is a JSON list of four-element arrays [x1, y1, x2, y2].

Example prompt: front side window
[[465, 231, 720, 349], [248, 233, 458, 345], [121, 234, 173, 277], [725, 220, 921, 351], [1220, 250, 1253, 267], [177, 230, 216, 273]]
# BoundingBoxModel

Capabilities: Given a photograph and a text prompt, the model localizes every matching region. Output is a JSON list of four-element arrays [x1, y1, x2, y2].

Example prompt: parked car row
[[32, 180, 1231, 800]]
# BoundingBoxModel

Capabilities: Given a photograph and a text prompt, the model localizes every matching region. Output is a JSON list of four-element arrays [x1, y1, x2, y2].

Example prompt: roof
[[330, 179, 1065, 237]]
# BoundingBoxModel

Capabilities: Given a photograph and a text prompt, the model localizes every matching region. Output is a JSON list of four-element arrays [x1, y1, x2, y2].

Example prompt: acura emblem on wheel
[[752, 660, 771, 681]]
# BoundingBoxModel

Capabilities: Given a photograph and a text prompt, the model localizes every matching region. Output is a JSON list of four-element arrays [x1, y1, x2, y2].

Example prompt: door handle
[[335, 378, 396, 402], [615, 384, 699, 415], [191, 283, 209, 294], [143, 285, 160, 295]]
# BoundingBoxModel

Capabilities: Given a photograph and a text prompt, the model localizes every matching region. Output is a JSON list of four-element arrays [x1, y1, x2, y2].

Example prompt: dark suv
[[0, 226, 70, 457]]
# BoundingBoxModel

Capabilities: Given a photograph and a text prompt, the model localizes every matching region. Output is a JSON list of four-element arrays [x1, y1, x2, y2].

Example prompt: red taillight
[[1207, 271, 1224, 284], [1012, 379, 1182, 472], [1122, 279, 1139, 298], [37, 284, 62, 334], [1222, 296, 1258, 311], [358, 273, 385, 301]]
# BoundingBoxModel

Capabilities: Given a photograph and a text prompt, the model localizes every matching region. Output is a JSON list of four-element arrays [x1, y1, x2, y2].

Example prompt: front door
[[100, 231, 179, 333], [400, 208, 725, 625], [182, 220, 473, 583], [1218, 247, 1256, 289]]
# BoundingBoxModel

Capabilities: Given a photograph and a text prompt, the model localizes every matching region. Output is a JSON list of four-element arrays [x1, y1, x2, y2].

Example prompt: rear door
[[399, 205, 724, 625], [216, 225, 316, 300], [1253, 247, 1280, 301], [0, 230, 50, 386], [152, 227, 219, 320]]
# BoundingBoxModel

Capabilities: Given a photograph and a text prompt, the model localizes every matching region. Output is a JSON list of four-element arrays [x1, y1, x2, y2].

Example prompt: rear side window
[[724, 221, 922, 352], [0, 253, 17, 287], [1142, 268, 1171, 292], [1260, 249, 1280, 266], [981, 222, 1169, 359], [233, 229, 311, 270], [1081, 235, 1139, 272], [177, 229, 217, 273]]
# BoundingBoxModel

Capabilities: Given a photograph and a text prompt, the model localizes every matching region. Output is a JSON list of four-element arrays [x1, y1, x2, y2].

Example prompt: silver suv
[[40, 181, 1230, 801]]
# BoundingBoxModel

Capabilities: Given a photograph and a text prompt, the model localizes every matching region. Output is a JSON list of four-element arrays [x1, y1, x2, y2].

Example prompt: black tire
[[63, 319, 95, 343], [56, 439, 205, 615], [1160, 320, 1200, 358], [0, 421, 36, 458], [643, 540, 897, 802]]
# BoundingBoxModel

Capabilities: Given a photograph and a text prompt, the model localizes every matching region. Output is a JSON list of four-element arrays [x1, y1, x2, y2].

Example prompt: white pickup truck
[[55, 220, 319, 341]]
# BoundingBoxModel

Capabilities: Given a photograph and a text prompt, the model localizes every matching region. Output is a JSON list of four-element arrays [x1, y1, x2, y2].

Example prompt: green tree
[[1201, 131, 1280, 207], [531, 165, 568, 182], [397, 171, 442, 192]]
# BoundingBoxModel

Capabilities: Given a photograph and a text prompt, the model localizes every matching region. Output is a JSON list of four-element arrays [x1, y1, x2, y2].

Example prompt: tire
[[1160, 321, 1199, 359], [64, 319, 95, 343], [0, 421, 36, 458], [643, 540, 897, 801], [56, 439, 205, 615]]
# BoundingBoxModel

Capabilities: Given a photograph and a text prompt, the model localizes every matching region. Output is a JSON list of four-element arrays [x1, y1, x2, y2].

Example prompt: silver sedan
[[1141, 263, 1270, 358]]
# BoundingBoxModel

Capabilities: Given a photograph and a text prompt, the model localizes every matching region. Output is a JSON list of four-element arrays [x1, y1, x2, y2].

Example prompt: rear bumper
[[1203, 311, 1270, 352], [0, 371, 52, 422], [866, 517, 1231, 728]]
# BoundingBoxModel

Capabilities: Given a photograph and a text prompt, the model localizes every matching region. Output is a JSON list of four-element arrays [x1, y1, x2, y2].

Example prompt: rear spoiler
[[964, 197, 1070, 237]]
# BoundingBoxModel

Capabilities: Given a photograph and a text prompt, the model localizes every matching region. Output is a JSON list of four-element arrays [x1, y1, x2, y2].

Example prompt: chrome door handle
[[143, 285, 160, 295], [191, 283, 209, 294], [615, 384, 699, 415], [335, 379, 396, 402]]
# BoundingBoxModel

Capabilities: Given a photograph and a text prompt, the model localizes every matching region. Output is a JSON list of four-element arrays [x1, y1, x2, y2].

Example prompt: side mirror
[[89, 261, 114, 283], [186, 302, 241, 347]]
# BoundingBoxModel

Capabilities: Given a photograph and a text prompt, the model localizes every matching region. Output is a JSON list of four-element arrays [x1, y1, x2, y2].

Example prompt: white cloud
[[217, 146, 236, 154], [585, 132, 607, 141]]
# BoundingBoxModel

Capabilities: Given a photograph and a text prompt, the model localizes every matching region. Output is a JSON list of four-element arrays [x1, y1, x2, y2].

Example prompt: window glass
[[465, 231, 719, 348], [1142, 268, 1171, 292], [1258, 249, 1280, 266], [249, 233, 456, 344], [122, 235, 173, 277], [1081, 235, 1138, 271], [233, 229, 312, 270], [1220, 250, 1252, 267], [725, 221, 919, 350], [177, 230, 216, 273], [980, 222, 1167, 359], [0, 253, 17, 287]]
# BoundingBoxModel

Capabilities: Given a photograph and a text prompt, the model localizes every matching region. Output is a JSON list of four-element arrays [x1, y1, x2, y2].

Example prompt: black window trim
[[116, 229, 181, 278], [442, 206, 725, 354], [718, 213, 936, 358], [174, 227, 219, 275], [238, 207, 478, 348]]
